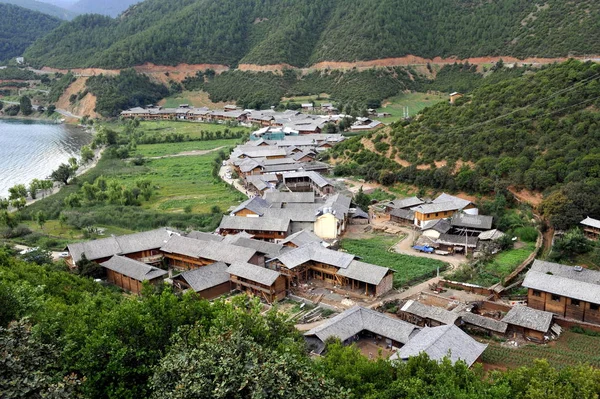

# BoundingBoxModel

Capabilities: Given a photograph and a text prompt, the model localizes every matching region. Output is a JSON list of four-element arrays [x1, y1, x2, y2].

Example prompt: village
[[62, 107, 600, 369]]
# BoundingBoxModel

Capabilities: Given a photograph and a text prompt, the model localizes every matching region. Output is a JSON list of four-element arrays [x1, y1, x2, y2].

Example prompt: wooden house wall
[[220, 228, 289, 241], [165, 253, 213, 270], [390, 215, 413, 225], [527, 289, 547, 311], [106, 268, 164, 294], [584, 303, 600, 324], [233, 208, 260, 217], [544, 292, 567, 317], [199, 282, 232, 300], [415, 209, 456, 223]]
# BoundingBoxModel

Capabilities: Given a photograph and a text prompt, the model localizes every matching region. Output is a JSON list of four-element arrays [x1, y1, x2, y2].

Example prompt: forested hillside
[[0, 3, 62, 62], [329, 60, 600, 230], [0, 0, 76, 20], [24, 0, 600, 69]]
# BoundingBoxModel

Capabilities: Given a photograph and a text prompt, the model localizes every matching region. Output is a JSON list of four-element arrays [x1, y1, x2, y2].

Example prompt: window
[[571, 299, 580, 307], [532, 290, 541, 297], [551, 294, 561, 302], [591, 304, 599, 311], [435, 213, 439, 217]]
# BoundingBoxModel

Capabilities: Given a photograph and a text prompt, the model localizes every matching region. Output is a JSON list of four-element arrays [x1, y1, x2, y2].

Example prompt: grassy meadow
[[377, 92, 447, 123], [131, 139, 239, 158]]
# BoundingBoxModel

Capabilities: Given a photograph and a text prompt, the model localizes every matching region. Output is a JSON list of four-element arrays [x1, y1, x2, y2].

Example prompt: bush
[[513, 226, 538, 242]]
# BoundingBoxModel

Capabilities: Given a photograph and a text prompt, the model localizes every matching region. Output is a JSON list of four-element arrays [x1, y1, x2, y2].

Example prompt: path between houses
[[219, 162, 250, 198]]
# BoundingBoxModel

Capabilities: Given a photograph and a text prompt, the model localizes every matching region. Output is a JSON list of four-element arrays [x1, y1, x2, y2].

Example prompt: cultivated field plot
[[377, 92, 446, 123], [340, 235, 447, 287], [482, 331, 600, 369], [131, 139, 239, 158], [135, 120, 250, 140]]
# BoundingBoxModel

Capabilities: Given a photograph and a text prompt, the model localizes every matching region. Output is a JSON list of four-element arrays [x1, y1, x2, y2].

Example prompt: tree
[[551, 228, 592, 262], [11, 197, 26, 210], [353, 186, 371, 212], [28, 179, 41, 200], [19, 95, 33, 116], [21, 249, 53, 265], [35, 211, 47, 230], [46, 104, 56, 115], [80, 146, 94, 163], [8, 184, 27, 200], [51, 163, 75, 185], [0, 198, 8, 210], [76, 254, 103, 279], [0, 211, 18, 229]]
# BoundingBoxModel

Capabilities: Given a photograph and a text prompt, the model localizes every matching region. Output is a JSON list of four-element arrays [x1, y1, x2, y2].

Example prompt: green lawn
[[377, 92, 447, 123], [132, 139, 239, 158], [482, 331, 600, 369], [281, 94, 330, 106], [341, 235, 448, 287]]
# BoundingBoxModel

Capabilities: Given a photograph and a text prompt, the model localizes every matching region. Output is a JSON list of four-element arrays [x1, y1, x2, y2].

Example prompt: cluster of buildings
[[385, 193, 502, 255], [120, 104, 384, 133]]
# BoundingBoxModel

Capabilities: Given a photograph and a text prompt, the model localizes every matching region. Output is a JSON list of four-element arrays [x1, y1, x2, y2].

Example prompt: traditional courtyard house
[[237, 147, 287, 160], [100, 255, 167, 294], [390, 324, 487, 367], [269, 242, 394, 296], [292, 150, 317, 163], [282, 171, 335, 196], [523, 260, 600, 324], [280, 230, 323, 248], [305, 306, 420, 355], [501, 305, 555, 342], [238, 158, 263, 177], [231, 196, 270, 217], [218, 216, 291, 241], [262, 205, 318, 234], [171, 262, 231, 300], [458, 312, 508, 338], [160, 235, 260, 270], [222, 235, 288, 264], [390, 208, 415, 225], [450, 213, 493, 236], [67, 228, 175, 267], [421, 219, 452, 240], [349, 118, 384, 132], [228, 262, 287, 304], [398, 300, 460, 327], [385, 196, 424, 213], [435, 234, 478, 255], [300, 161, 330, 174], [411, 193, 476, 228], [581, 216, 600, 240]]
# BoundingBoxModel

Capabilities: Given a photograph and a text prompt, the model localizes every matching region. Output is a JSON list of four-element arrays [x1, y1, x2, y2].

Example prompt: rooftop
[[100, 255, 167, 282], [502, 305, 554, 333], [400, 300, 460, 325], [231, 196, 270, 216], [160, 235, 257, 265], [219, 216, 291, 233], [174, 262, 230, 292], [264, 191, 315, 204], [227, 262, 281, 286], [451, 213, 493, 230], [275, 241, 355, 269], [337, 260, 393, 286], [388, 197, 424, 210], [581, 216, 600, 229]]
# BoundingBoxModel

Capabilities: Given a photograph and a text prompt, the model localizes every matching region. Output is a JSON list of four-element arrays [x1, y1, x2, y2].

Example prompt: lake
[[0, 119, 93, 198]]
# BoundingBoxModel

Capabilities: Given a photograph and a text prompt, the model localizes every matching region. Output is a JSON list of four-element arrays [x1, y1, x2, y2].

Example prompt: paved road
[[13, 244, 65, 262]]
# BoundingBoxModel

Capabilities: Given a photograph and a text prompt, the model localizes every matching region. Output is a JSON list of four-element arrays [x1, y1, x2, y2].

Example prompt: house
[[421, 219, 452, 240], [262, 204, 318, 234], [435, 234, 478, 254], [222, 235, 288, 262], [502, 305, 555, 342], [390, 325, 487, 367], [449, 92, 463, 104], [450, 213, 493, 236], [100, 255, 167, 294], [523, 260, 600, 324], [160, 235, 260, 269], [172, 262, 231, 299], [349, 207, 370, 225], [66, 228, 175, 267], [458, 312, 508, 337], [305, 306, 420, 355], [390, 208, 415, 225], [269, 242, 394, 296], [398, 300, 460, 327], [349, 118, 384, 132], [477, 229, 506, 252], [231, 196, 270, 217], [581, 217, 600, 240], [228, 262, 287, 304], [411, 193, 476, 228], [385, 196, 424, 213], [314, 194, 351, 239], [245, 175, 274, 195], [218, 216, 291, 241], [282, 171, 335, 196], [280, 230, 323, 248]]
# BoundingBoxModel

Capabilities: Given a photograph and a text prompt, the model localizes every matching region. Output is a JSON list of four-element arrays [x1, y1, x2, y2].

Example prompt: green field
[[281, 94, 330, 106], [377, 92, 447, 123], [132, 139, 239, 158], [341, 235, 448, 287], [482, 331, 600, 369]]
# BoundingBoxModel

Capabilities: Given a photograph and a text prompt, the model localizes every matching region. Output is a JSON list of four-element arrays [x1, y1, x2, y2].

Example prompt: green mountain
[[330, 60, 600, 229], [69, 0, 142, 17], [0, 0, 77, 20], [0, 3, 62, 62], [24, 0, 600, 69]]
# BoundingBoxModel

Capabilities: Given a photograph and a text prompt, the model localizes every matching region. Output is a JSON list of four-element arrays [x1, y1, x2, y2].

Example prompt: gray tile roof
[[522, 260, 600, 304], [276, 242, 355, 269], [282, 171, 333, 188], [68, 228, 174, 263], [400, 300, 460, 325], [337, 260, 392, 285], [219, 216, 291, 233], [231, 196, 270, 216], [436, 234, 478, 248], [451, 213, 493, 230], [388, 197, 424, 210], [160, 235, 257, 265], [264, 191, 315, 204], [390, 208, 415, 220], [581, 216, 600, 229], [280, 230, 322, 247], [223, 236, 287, 258], [262, 206, 318, 223], [478, 229, 505, 241], [432, 193, 472, 209], [262, 164, 303, 173], [174, 262, 230, 292], [262, 158, 299, 166], [305, 306, 419, 344], [186, 231, 224, 242], [391, 325, 487, 367], [239, 147, 287, 158], [100, 255, 167, 282], [412, 202, 464, 214], [319, 193, 351, 221], [349, 207, 369, 219], [502, 305, 553, 333], [422, 219, 452, 234], [227, 262, 281, 286], [459, 312, 508, 334], [239, 158, 262, 173]]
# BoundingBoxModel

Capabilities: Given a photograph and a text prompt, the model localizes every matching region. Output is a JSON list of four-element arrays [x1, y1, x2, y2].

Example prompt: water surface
[[0, 119, 93, 198]]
